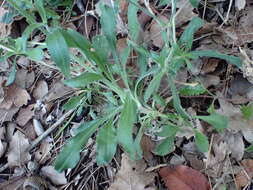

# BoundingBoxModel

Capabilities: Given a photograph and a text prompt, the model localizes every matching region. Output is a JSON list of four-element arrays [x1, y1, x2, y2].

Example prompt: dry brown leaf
[[149, 15, 169, 48], [108, 153, 156, 190], [199, 75, 220, 88], [23, 121, 37, 140], [35, 141, 52, 164], [7, 131, 31, 167], [215, 26, 253, 46], [0, 84, 30, 109], [235, 159, 253, 188], [40, 166, 67, 185], [217, 97, 253, 132], [16, 104, 34, 126], [224, 132, 244, 161], [0, 7, 11, 38], [0, 106, 19, 123], [159, 165, 211, 190], [44, 81, 73, 102], [140, 135, 155, 165], [175, 0, 197, 27], [33, 80, 49, 100], [14, 69, 35, 89]]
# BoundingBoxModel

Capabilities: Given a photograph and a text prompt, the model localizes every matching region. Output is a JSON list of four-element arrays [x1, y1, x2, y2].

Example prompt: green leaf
[[46, 29, 70, 78], [62, 29, 109, 77], [245, 144, 253, 152], [117, 94, 137, 157], [64, 73, 103, 88], [196, 113, 228, 132], [96, 120, 117, 165], [154, 137, 175, 156], [6, 64, 16, 86], [16, 23, 44, 51], [195, 131, 209, 152], [92, 35, 109, 61], [241, 102, 253, 120], [54, 121, 100, 172], [144, 71, 164, 102], [128, 1, 140, 42], [191, 50, 242, 68], [158, 0, 171, 6], [156, 125, 178, 138], [179, 83, 206, 96], [34, 0, 47, 24], [26, 48, 44, 61], [100, 2, 117, 53], [189, 0, 200, 8], [167, 75, 191, 119], [179, 17, 204, 50], [63, 95, 83, 110]]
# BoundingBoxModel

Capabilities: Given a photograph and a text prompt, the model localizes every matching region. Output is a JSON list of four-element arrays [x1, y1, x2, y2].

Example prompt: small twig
[[28, 109, 74, 152], [220, 0, 233, 27]]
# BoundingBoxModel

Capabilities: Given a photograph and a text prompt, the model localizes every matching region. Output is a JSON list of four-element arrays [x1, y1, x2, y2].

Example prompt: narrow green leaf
[[34, 0, 47, 24], [117, 94, 137, 157], [96, 120, 117, 165], [54, 122, 99, 172], [128, 1, 140, 42], [154, 137, 175, 156], [189, 0, 200, 8], [144, 71, 164, 102], [158, 0, 171, 6], [92, 35, 109, 61], [179, 83, 206, 96], [64, 73, 103, 88], [191, 50, 242, 68], [179, 17, 204, 50], [46, 29, 70, 78], [167, 75, 191, 119], [245, 144, 253, 152], [196, 113, 228, 132], [62, 29, 109, 76], [156, 125, 178, 138], [241, 102, 253, 120], [26, 48, 44, 61], [63, 95, 83, 110], [195, 131, 209, 152], [100, 2, 117, 52]]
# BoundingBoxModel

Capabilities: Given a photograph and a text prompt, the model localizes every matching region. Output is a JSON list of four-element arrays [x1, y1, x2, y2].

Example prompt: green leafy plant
[[0, 0, 243, 172]]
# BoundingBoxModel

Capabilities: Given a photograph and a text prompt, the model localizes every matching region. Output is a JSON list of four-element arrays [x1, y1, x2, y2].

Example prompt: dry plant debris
[[159, 165, 211, 190], [107, 153, 156, 190]]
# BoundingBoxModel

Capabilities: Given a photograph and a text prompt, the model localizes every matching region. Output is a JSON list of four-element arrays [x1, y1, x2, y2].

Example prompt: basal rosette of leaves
[[0, 0, 245, 172]]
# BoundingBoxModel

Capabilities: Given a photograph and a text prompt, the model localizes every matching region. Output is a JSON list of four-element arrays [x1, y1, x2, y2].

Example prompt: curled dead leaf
[[16, 104, 34, 126], [7, 131, 31, 167], [159, 165, 211, 190], [40, 166, 67, 185], [33, 80, 49, 100], [0, 84, 30, 109]]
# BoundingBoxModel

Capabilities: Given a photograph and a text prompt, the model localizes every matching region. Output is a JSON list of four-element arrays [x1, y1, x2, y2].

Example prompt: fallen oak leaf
[[159, 165, 211, 190], [108, 153, 156, 190]]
